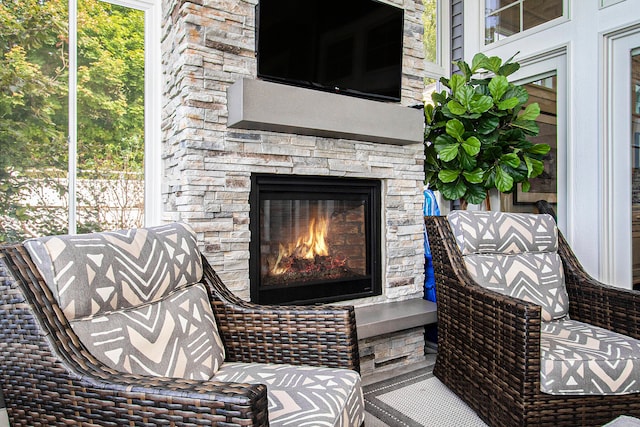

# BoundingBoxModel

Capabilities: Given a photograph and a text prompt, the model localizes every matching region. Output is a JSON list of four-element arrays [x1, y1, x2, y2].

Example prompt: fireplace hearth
[[249, 174, 382, 305]]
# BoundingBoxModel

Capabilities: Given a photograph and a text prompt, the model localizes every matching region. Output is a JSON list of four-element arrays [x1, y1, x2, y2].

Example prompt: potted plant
[[424, 52, 550, 207]]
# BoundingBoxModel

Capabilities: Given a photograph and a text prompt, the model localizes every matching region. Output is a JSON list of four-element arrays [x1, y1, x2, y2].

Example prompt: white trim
[[142, 1, 162, 226], [599, 0, 626, 9], [68, 0, 78, 234], [601, 22, 640, 288]]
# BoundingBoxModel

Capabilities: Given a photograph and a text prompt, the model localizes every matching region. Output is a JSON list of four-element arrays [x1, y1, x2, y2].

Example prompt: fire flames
[[269, 215, 347, 277]]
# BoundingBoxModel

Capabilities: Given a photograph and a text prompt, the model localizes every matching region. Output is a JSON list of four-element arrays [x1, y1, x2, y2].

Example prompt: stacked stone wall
[[161, 0, 426, 304]]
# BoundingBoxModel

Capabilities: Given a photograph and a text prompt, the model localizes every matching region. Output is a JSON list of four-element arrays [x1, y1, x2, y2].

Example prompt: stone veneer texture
[[161, 0, 426, 305]]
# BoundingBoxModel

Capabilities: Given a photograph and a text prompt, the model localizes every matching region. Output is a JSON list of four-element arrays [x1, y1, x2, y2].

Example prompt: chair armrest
[[0, 244, 269, 426], [559, 234, 640, 339], [425, 216, 543, 419], [202, 257, 360, 372]]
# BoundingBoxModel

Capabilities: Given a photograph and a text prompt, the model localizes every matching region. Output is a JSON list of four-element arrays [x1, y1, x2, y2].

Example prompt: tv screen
[[256, 0, 404, 103]]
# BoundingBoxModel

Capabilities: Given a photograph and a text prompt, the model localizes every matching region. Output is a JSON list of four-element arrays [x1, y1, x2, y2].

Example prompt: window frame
[[482, 0, 569, 47]]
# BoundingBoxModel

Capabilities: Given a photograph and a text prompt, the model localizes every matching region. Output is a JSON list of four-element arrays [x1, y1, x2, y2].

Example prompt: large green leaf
[[465, 184, 488, 205], [498, 62, 520, 77], [432, 90, 448, 105], [497, 97, 520, 110], [527, 143, 551, 155], [462, 136, 481, 156], [500, 153, 521, 168], [488, 75, 508, 101], [469, 95, 493, 114], [424, 103, 434, 123], [447, 99, 467, 115], [483, 56, 503, 73], [477, 116, 500, 134], [524, 156, 545, 178], [462, 168, 484, 183], [458, 149, 477, 170], [512, 119, 540, 135], [495, 166, 515, 192], [441, 179, 467, 201], [449, 74, 466, 96], [521, 180, 531, 192], [445, 118, 465, 140], [503, 85, 529, 105], [438, 169, 460, 183], [436, 142, 459, 162], [456, 60, 472, 80], [518, 102, 541, 121], [471, 53, 488, 72], [456, 86, 475, 110]]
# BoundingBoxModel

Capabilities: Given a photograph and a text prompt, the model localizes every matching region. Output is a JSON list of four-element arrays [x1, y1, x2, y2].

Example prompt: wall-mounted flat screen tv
[[256, 0, 404, 103]]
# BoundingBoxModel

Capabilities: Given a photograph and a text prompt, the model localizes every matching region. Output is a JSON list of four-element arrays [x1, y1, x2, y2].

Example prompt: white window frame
[[424, 0, 451, 78], [481, 0, 570, 48], [67, 0, 161, 233]]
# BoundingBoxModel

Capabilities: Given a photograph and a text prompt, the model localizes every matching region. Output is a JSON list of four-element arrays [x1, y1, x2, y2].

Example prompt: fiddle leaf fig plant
[[424, 52, 550, 205]]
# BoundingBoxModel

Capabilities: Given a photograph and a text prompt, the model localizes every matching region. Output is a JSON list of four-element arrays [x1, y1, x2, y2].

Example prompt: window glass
[[523, 0, 563, 30], [485, 0, 563, 45], [0, 0, 145, 242], [423, 0, 437, 63], [422, 0, 449, 101]]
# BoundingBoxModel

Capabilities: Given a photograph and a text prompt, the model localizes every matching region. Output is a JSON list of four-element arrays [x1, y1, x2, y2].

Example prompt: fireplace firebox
[[249, 174, 382, 305]]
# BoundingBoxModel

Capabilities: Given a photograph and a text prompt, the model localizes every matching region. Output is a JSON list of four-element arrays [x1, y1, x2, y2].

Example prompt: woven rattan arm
[[0, 244, 270, 426], [426, 216, 543, 426], [558, 234, 640, 339], [202, 257, 360, 372]]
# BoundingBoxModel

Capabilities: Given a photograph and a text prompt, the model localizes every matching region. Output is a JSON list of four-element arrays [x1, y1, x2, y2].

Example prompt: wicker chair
[[425, 214, 640, 427], [0, 223, 362, 426]]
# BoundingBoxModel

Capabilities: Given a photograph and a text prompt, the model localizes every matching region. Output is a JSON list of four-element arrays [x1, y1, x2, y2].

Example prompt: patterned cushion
[[24, 223, 226, 380], [541, 319, 640, 395], [214, 362, 365, 427], [448, 210, 557, 255], [448, 211, 569, 321], [25, 223, 203, 319], [464, 252, 568, 321]]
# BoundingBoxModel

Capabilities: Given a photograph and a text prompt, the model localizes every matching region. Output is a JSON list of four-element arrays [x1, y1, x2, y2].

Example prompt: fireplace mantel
[[227, 78, 424, 146]]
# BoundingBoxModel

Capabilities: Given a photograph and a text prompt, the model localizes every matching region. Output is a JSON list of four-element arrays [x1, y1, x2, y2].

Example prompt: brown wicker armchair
[[0, 225, 361, 426], [425, 214, 640, 427]]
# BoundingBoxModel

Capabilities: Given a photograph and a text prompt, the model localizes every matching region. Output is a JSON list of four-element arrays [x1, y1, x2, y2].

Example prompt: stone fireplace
[[161, 0, 429, 377]]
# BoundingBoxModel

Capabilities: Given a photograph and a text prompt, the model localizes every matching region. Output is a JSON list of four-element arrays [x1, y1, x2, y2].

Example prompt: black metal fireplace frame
[[249, 174, 382, 305]]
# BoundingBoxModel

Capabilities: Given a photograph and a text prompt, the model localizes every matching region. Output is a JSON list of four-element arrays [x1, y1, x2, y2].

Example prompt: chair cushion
[[24, 223, 203, 319], [214, 362, 365, 427], [70, 282, 225, 379], [448, 210, 557, 256], [24, 223, 226, 380], [541, 319, 640, 395], [464, 252, 569, 321], [448, 211, 569, 321]]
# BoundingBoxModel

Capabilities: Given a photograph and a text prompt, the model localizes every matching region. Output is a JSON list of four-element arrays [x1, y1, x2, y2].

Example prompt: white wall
[[463, 0, 640, 286]]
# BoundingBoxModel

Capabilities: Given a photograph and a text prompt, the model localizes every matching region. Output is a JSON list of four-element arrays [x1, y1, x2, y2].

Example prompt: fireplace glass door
[[250, 175, 381, 305]]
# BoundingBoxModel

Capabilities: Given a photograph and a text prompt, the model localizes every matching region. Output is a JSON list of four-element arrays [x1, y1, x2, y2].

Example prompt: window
[[0, 0, 160, 242], [423, 0, 451, 102], [485, 0, 563, 45]]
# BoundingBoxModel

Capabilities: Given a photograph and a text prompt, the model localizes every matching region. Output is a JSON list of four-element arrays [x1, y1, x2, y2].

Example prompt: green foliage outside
[[0, 0, 145, 242], [424, 53, 551, 205]]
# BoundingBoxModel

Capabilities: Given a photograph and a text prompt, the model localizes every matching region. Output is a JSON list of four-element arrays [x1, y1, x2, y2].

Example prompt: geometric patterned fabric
[[448, 211, 569, 321], [449, 211, 640, 395], [214, 362, 365, 427], [24, 223, 226, 380], [541, 319, 640, 395]]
